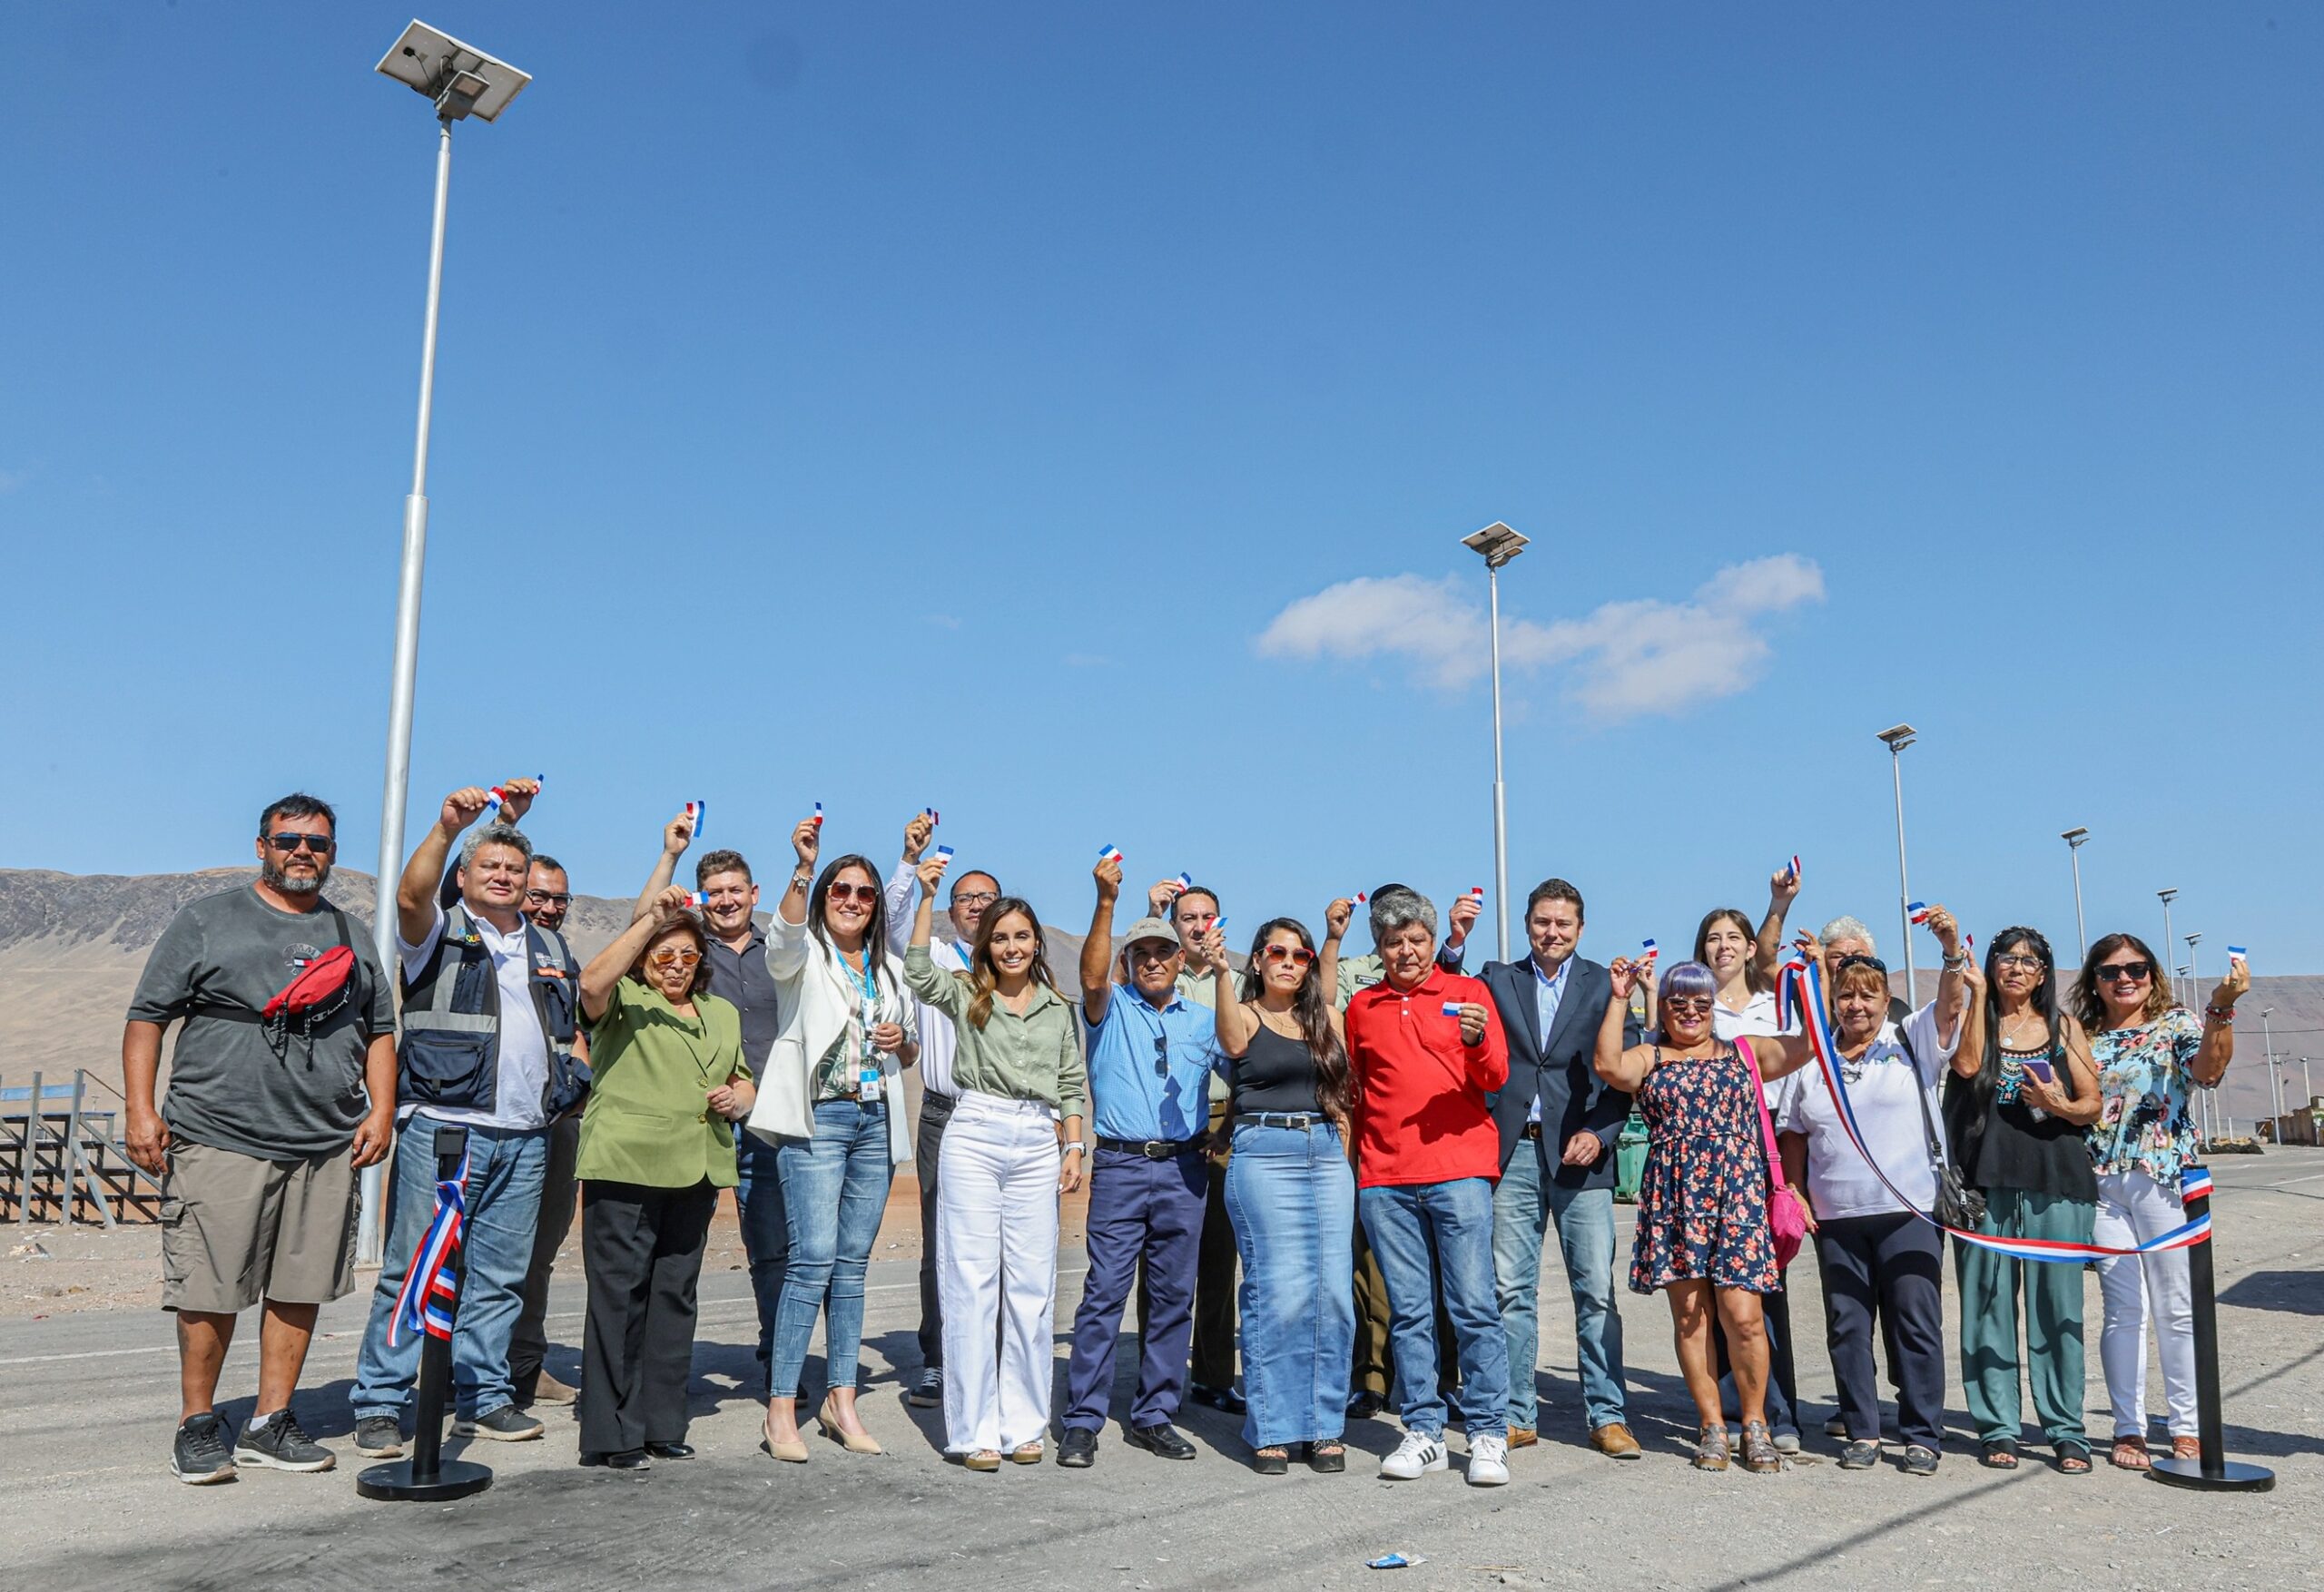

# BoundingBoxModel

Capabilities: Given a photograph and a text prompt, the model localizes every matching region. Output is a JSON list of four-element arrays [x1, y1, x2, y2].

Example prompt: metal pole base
[[355, 1457, 494, 1501], [2148, 1456, 2275, 1493]]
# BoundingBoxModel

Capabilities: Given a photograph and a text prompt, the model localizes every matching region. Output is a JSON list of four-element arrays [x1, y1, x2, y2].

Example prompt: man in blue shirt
[[1057, 853, 1226, 1467]]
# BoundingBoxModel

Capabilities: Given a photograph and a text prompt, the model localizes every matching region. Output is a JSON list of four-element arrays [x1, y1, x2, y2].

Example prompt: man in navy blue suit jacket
[[1462, 879, 1640, 1459]]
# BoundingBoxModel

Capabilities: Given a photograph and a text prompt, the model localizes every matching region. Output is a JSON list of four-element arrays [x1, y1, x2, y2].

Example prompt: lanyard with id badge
[[842, 952, 885, 1102]]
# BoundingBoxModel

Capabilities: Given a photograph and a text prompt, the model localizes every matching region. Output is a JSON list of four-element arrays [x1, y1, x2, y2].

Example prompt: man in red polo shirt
[[1344, 887, 1512, 1486]]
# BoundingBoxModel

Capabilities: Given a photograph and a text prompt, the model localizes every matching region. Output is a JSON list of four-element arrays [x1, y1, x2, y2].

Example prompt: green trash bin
[[1614, 1112, 1650, 1204]]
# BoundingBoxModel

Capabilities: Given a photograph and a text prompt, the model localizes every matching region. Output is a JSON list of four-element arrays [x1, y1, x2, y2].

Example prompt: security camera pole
[[360, 22, 532, 1266]]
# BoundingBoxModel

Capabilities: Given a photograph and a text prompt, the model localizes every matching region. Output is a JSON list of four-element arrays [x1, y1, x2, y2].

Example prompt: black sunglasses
[[1153, 1035, 1169, 1078], [1835, 953, 1888, 974], [2095, 959, 2153, 982], [264, 832, 334, 854]]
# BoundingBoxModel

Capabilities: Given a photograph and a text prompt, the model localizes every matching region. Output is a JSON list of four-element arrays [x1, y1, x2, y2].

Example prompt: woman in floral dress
[[1593, 957, 1816, 1474], [2072, 931, 2245, 1471]]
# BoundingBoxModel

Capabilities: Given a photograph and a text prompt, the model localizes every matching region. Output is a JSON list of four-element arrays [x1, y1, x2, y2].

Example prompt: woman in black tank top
[[1193, 915, 1356, 1476]]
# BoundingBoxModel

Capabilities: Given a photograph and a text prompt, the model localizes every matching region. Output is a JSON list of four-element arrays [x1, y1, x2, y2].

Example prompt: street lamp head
[[377, 21, 531, 123], [1876, 723, 1916, 752], [2062, 826, 2089, 846], [2157, 887, 2178, 905], [1461, 522, 1529, 569]]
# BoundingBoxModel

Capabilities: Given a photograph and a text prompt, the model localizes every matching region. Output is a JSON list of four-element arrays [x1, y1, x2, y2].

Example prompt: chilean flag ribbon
[[1776, 957, 2211, 1263], [388, 1153, 470, 1346]]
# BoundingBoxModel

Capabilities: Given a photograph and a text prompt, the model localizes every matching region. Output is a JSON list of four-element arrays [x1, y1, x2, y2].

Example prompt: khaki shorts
[[161, 1142, 359, 1314]]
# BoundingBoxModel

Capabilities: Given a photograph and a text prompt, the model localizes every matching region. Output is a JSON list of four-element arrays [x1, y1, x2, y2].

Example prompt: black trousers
[[1816, 1213, 1945, 1450], [580, 1178, 717, 1458], [1188, 1135, 1240, 1390], [915, 1090, 956, 1369], [509, 1115, 581, 1397]]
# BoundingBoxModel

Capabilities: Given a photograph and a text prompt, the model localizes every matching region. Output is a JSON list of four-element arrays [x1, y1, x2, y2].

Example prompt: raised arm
[[1319, 897, 1353, 1008], [582, 888, 690, 1021], [1205, 929, 1258, 1056], [903, 857, 969, 1019], [1951, 958, 1988, 1081], [1079, 852, 1124, 1022], [1751, 863, 1801, 986], [1923, 905, 1966, 1047], [398, 785, 506, 946], [776, 815, 818, 929], [1594, 959, 1656, 1094], [631, 807, 697, 923], [886, 813, 934, 956], [2191, 958, 2248, 1088]]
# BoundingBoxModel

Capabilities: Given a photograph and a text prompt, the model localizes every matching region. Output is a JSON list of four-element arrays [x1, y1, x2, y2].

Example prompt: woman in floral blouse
[[2071, 931, 2245, 1471]]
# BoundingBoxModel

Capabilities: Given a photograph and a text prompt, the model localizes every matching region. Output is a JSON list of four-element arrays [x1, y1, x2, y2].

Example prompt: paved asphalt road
[[5, 1153, 2319, 1591]]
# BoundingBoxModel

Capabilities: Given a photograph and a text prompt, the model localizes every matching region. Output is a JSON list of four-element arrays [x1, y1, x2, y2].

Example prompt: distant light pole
[[360, 21, 532, 1266], [1877, 724, 1919, 1007], [2261, 1008, 2281, 1133], [1462, 521, 1529, 963], [2157, 888, 2179, 996], [2302, 1057, 2314, 1112], [2061, 827, 2090, 964]]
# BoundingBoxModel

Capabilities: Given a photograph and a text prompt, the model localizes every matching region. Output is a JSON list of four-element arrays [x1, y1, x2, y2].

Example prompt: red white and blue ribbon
[[685, 890, 711, 907], [2227, 945, 2249, 969], [1468, 886, 1486, 902], [812, 801, 824, 828], [1640, 938, 1659, 963], [933, 844, 955, 864], [1441, 1002, 1463, 1017], [1174, 870, 1194, 892], [482, 775, 545, 816], [387, 1153, 470, 1347], [1776, 957, 2211, 1263], [1098, 843, 1123, 864], [1907, 900, 1931, 925], [684, 800, 706, 836], [923, 806, 940, 825], [1784, 854, 1801, 883]]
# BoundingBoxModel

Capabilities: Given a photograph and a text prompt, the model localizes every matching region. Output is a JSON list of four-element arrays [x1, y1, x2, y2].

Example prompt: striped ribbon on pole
[[387, 1153, 470, 1346], [1776, 956, 2211, 1263]]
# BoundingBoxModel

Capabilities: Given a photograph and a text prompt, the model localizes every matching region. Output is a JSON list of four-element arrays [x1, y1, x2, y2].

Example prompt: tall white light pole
[[2061, 827, 2090, 965], [1877, 724, 1919, 1007], [360, 24, 532, 1265], [2183, 931, 2205, 1139], [2157, 889, 2178, 994], [1462, 523, 1529, 963], [2261, 1008, 2280, 1134]]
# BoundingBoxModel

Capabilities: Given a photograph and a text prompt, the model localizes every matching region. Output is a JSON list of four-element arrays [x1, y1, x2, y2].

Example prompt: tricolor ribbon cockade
[[1098, 843, 1123, 864], [1774, 956, 2211, 1263], [483, 774, 546, 816], [1907, 900, 1931, 925], [684, 800, 707, 836], [387, 1153, 471, 1347]]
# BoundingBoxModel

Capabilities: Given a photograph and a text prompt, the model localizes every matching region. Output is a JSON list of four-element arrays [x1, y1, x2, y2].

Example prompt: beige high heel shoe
[[761, 1410, 809, 1463], [817, 1393, 882, 1455]]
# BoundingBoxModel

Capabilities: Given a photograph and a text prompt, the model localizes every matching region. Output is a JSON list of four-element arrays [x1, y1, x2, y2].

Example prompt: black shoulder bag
[[1895, 1027, 1986, 1229]]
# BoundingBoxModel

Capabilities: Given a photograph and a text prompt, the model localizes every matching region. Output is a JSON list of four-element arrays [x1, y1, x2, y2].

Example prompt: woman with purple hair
[[1594, 955, 1817, 1473]]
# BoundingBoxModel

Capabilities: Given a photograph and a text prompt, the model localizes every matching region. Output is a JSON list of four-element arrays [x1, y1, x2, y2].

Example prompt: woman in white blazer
[[746, 816, 919, 1460]]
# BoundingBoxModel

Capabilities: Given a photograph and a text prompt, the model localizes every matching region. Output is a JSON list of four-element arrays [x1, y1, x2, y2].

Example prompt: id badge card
[[859, 1066, 882, 1102]]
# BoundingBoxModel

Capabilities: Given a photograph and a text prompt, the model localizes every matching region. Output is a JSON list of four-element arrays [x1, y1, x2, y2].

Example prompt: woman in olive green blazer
[[575, 885, 755, 1469]]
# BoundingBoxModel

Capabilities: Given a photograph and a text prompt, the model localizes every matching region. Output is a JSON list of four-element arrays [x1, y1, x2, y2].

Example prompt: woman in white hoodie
[[747, 815, 918, 1460]]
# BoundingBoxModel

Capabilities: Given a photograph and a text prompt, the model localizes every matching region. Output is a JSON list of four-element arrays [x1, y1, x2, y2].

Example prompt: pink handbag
[[1738, 1038, 1808, 1269]]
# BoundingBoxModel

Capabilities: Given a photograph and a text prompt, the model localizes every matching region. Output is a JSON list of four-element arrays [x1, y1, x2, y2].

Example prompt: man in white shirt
[[350, 782, 584, 1456]]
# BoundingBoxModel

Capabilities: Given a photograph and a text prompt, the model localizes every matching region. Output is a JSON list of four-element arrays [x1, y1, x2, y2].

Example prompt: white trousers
[[936, 1090, 1060, 1455], [2093, 1169, 2199, 1440]]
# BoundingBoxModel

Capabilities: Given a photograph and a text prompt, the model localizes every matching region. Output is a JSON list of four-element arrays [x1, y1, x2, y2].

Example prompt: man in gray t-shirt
[[123, 792, 397, 1486]]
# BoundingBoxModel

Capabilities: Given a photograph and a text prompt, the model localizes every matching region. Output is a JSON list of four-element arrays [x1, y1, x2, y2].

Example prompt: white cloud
[[1255, 554, 1825, 722]]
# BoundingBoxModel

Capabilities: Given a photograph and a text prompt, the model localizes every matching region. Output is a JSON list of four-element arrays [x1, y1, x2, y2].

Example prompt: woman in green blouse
[[575, 886, 755, 1470], [904, 853, 1087, 1471]]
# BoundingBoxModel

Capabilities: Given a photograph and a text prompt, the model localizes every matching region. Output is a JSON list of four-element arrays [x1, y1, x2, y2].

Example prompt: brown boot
[[1506, 1427, 1539, 1450], [531, 1369, 579, 1406], [1589, 1421, 1642, 1460]]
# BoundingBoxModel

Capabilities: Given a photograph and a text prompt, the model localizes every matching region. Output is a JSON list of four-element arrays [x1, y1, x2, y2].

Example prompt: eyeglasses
[[524, 889, 572, 908], [2095, 960, 2152, 983], [1261, 944, 1315, 968], [647, 948, 703, 969], [264, 832, 334, 854], [1994, 953, 2043, 971], [1663, 996, 1715, 1015], [950, 889, 998, 909], [1153, 1035, 1170, 1078], [826, 884, 880, 905]]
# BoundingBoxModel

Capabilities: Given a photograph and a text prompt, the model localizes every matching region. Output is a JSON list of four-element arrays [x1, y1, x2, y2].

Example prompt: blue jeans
[[1358, 1177, 1508, 1440], [768, 1100, 894, 1398], [735, 1131, 787, 1391], [1492, 1150, 1626, 1432], [1225, 1122, 1355, 1449], [352, 1115, 547, 1421]]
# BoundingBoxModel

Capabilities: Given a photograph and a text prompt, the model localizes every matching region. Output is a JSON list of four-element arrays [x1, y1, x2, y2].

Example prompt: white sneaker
[[1379, 1430, 1449, 1479], [1466, 1432, 1510, 1487]]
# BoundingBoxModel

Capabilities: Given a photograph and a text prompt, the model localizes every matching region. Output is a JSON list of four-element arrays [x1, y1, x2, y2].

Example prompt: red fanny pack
[[264, 944, 357, 1025]]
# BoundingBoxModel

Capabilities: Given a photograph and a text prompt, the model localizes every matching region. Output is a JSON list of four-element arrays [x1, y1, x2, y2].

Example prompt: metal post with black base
[[2148, 1176, 2274, 1493], [357, 1125, 493, 1502]]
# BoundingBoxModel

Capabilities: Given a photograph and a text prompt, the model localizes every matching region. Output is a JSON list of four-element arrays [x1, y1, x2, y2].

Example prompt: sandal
[[2171, 1436, 2201, 1461], [2109, 1435, 2151, 1471], [1740, 1420, 1783, 1475], [1693, 1421, 1732, 1472], [1008, 1441, 1045, 1465], [962, 1450, 1001, 1472], [1307, 1440, 1346, 1474], [2056, 1440, 2093, 1475], [1252, 1445, 1289, 1476], [1978, 1440, 2018, 1470]]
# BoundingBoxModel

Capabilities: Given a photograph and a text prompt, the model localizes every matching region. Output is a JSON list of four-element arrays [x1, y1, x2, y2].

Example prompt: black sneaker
[[172, 1412, 238, 1485], [1124, 1421, 1197, 1460], [908, 1366, 944, 1409], [1837, 1439, 1882, 1470], [454, 1404, 545, 1442], [1056, 1427, 1098, 1468], [1187, 1384, 1245, 1416], [353, 1417, 405, 1458], [1346, 1390, 1386, 1420], [234, 1408, 336, 1472], [1903, 1444, 1941, 1477]]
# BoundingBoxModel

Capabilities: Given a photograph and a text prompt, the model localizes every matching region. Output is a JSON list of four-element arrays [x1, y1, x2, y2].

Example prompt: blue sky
[[4, 3, 2318, 974]]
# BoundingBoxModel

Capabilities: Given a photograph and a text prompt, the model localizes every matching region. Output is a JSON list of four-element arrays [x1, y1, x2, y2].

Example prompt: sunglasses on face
[[2095, 960, 2152, 983], [525, 889, 572, 908], [265, 832, 334, 854], [1261, 944, 1315, 968], [1663, 996, 1715, 1016], [826, 884, 880, 906], [648, 948, 703, 969]]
